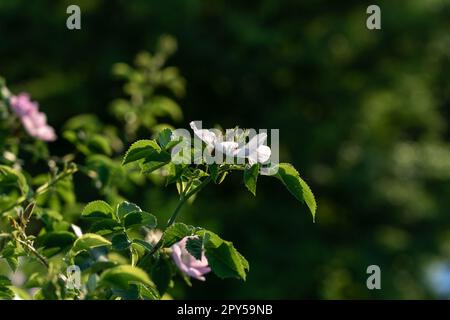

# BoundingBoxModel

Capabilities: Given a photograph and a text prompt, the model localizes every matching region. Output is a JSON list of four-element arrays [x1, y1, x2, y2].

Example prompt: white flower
[[235, 132, 272, 166], [189, 121, 272, 165], [189, 121, 217, 150], [190, 121, 238, 157]]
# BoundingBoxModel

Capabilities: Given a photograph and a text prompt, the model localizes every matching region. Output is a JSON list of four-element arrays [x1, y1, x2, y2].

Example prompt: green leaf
[[6, 257, 18, 272], [140, 160, 168, 174], [87, 134, 112, 156], [275, 163, 317, 221], [117, 201, 141, 222], [0, 165, 29, 210], [63, 114, 102, 132], [237, 251, 250, 272], [0, 275, 11, 287], [85, 154, 118, 190], [71, 233, 111, 255], [209, 164, 219, 182], [132, 239, 153, 252], [186, 236, 203, 260], [1, 242, 23, 272], [40, 282, 58, 300], [0, 286, 14, 300], [25, 273, 44, 288], [112, 233, 131, 251], [89, 219, 122, 235], [124, 211, 157, 229], [149, 96, 183, 122], [164, 137, 182, 151], [99, 265, 154, 290], [197, 230, 249, 281], [217, 171, 228, 184], [112, 283, 159, 300], [122, 140, 161, 165], [82, 200, 114, 219], [136, 283, 160, 300], [244, 164, 260, 196], [157, 128, 173, 149], [151, 257, 172, 295], [86, 261, 118, 274], [142, 150, 171, 165], [162, 223, 194, 247], [166, 163, 186, 185], [131, 246, 139, 266], [35, 231, 76, 249]]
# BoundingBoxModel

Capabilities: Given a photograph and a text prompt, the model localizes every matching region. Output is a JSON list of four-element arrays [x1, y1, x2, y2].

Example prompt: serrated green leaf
[[122, 140, 161, 165], [244, 164, 260, 196], [162, 223, 194, 247], [82, 200, 114, 219], [117, 201, 141, 222], [197, 230, 248, 281], [71, 233, 111, 255], [205, 243, 247, 281], [124, 211, 157, 229], [157, 128, 173, 149], [186, 237, 203, 260], [275, 163, 317, 221], [99, 265, 154, 290], [142, 150, 171, 164]]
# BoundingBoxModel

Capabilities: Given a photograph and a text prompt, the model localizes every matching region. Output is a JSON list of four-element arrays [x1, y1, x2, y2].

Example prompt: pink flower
[[9, 93, 56, 141], [171, 236, 211, 281]]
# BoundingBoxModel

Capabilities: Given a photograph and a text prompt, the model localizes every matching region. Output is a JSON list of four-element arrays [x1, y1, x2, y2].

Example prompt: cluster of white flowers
[[189, 121, 271, 166]]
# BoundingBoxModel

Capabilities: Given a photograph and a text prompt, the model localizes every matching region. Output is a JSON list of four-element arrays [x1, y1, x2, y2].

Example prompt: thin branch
[[16, 238, 49, 269]]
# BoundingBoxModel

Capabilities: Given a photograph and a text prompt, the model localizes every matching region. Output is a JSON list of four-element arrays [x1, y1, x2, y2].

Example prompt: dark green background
[[1, 0, 449, 299]]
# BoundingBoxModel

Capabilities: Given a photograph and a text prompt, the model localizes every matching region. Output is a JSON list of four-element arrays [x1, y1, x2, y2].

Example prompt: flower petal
[[190, 121, 217, 149]]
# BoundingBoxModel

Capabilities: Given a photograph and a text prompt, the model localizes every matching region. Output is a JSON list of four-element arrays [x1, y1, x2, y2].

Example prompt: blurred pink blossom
[[10, 93, 56, 141], [171, 236, 211, 281]]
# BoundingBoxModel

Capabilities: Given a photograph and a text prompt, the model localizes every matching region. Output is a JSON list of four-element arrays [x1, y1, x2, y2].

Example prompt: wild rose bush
[[0, 36, 316, 300]]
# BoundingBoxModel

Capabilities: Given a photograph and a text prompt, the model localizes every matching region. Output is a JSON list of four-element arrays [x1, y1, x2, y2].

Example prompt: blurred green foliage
[[1, 0, 450, 298]]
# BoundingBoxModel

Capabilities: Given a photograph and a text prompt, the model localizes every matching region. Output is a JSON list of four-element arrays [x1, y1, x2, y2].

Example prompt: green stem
[[16, 238, 49, 268], [36, 166, 77, 196], [166, 176, 212, 227], [141, 176, 213, 261]]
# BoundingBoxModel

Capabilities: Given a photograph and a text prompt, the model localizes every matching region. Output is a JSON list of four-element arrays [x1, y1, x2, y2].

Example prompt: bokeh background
[[1, 0, 450, 299]]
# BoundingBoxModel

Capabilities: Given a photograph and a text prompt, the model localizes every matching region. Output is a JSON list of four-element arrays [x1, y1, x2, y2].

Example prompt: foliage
[[1, 0, 448, 300], [0, 36, 314, 299]]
